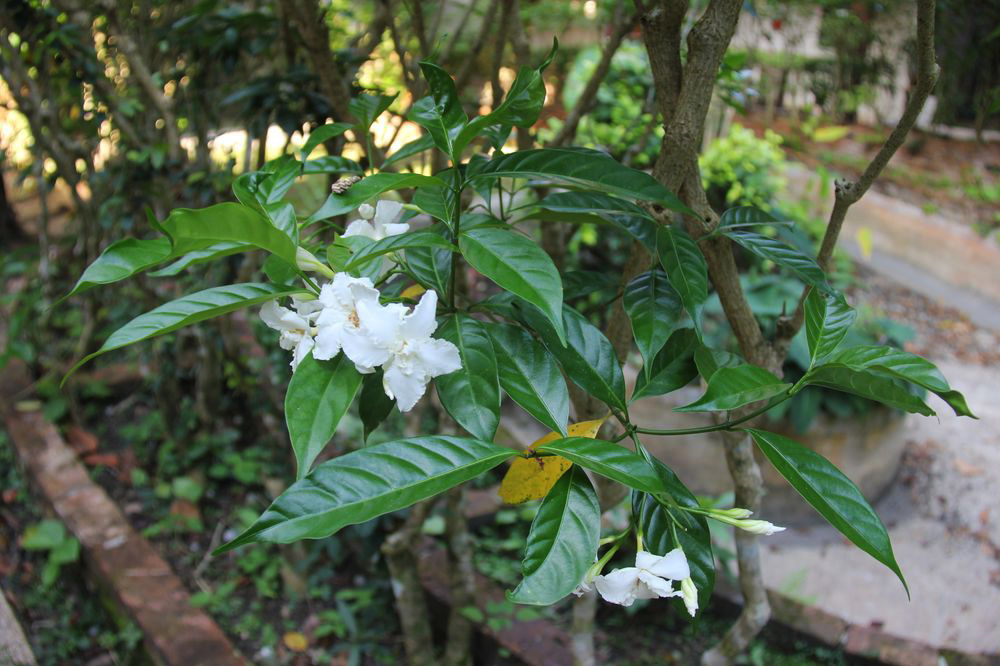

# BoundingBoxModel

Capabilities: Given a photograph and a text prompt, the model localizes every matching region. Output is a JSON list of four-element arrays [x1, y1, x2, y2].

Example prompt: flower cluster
[[261, 200, 460, 412], [584, 548, 693, 610]]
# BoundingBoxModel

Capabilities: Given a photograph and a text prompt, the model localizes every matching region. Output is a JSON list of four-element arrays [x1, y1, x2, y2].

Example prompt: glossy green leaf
[[436, 315, 501, 441], [460, 227, 566, 345], [518, 303, 627, 412], [455, 38, 556, 157], [262, 201, 297, 242], [536, 190, 652, 219], [693, 346, 743, 382], [300, 122, 353, 159], [537, 437, 662, 495], [410, 63, 466, 156], [747, 428, 907, 594], [624, 268, 683, 371], [308, 173, 447, 223], [825, 346, 974, 417], [286, 353, 363, 479], [148, 242, 248, 277], [804, 290, 857, 366], [724, 230, 830, 292], [349, 92, 398, 130], [631, 328, 700, 402], [470, 148, 693, 214], [676, 364, 790, 412], [656, 226, 708, 330], [66, 283, 303, 379], [301, 155, 363, 175], [633, 459, 714, 611], [256, 156, 300, 204], [485, 322, 570, 436], [66, 237, 173, 299], [345, 230, 456, 271], [508, 466, 599, 605], [159, 203, 299, 267], [718, 206, 779, 228], [215, 436, 517, 552], [803, 365, 934, 415], [406, 245, 451, 295]]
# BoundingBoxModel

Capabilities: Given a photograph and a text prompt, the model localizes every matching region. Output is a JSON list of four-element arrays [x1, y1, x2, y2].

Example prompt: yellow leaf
[[401, 284, 426, 300], [283, 631, 308, 652], [856, 227, 873, 260], [498, 418, 606, 504]]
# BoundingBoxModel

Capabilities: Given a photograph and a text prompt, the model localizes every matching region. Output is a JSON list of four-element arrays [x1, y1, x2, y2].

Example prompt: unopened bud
[[357, 203, 375, 220], [710, 513, 786, 536], [680, 577, 698, 617], [712, 507, 753, 520], [296, 247, 335, 278]]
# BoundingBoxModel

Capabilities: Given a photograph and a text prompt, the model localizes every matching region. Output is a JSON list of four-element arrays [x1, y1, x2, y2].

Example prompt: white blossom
[[354, 289, 460, 412], [260, 300, 315, 371], [593, 549, 690, 607], [343, 200, 409, 241], [311, 273, 384, 372], [679, 576, 698, 617]]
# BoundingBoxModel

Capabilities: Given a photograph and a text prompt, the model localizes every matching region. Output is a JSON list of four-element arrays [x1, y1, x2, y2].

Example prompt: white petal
[[380, 222, 411, 237], [383, 360, 429, 412], [374, 199, 404, 226], [639, 549, 690, 581], [341, 328, 391, 370], [356, 300, 404, 348], [260, 300, 306, 332], [402, 290, 439, 340], [411, 338, 461, 377], [680, 577, 699, 617], [637, 570, 677, 598], [593, 568, 641, 606], [344, 219, 377, 239], [312, 324, 344, 360], [291, 335, 314, 371]]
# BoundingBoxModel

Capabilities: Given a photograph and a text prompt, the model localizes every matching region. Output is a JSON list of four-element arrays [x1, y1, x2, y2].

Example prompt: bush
[[700, 123, 787, 212]]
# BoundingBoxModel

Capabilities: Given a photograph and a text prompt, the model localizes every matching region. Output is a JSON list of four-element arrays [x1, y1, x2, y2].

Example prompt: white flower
[[679, 576, 698, 617], [260, 300, 315, 371], [593, 549, 690, 607], [295, 247, 335, 278], [354, 289, 461, 412], [344, 200, 409, 241], [311, 273, 384, 372]]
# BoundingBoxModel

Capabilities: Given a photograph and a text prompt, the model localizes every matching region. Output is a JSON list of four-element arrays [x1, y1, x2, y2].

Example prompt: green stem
[[631, 395, 790, 437], [448, 174, 464, 311]]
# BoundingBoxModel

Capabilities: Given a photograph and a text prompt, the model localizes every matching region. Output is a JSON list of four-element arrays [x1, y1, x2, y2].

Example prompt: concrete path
[[756, 359, 1000, 655], [787, 164, 1000, 331]]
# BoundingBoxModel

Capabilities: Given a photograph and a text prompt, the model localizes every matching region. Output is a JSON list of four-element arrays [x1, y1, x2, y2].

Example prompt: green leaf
[[383, 133, 436, 168], [824, 346, 974, 417], [535, 190, 653, 221], [257, 156, 300, 204], [349, 92, 398, 130], [676, 364, 790, 412], [802, 365, 934, 415], [624, 268, 683, 371], [656, 226, 708, 330], [148, 242, 249, 277], [724, 230, 830, 292], [301, 156, 364, 175], [215, 436, 517, 552], [66, 283, 303, 380], [345, 230, 456, 271], [301, 122, 353, 159], [286, 353, 363, 479], [262, 201, 298, 242], [718, 206, 779, 229], [508, 466, 599, 605], [747, 428, 907, 594], [455, 38, 556, 157], [66, 237, 173, 299], [693, 346, 743, 382], [518, 303, 627, 413], [436, 315, 501, 441], [160, 203, 299, 267], [406, 245, 451, 295], [460, 227, 566, 345], [410, 63, 466, 156], [803, 290, 856, 366], [633, 460, 714, 612], [631, 328, 700, 402], [485, 322, 570, 436], [537, 437, 662, 495], [470, 148, 693, 215], [308, 173, 447, 223], [359, 369, 396, 442]]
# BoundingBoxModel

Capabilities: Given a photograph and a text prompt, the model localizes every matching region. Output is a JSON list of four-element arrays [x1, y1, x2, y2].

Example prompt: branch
[[550, 2, 638, 147], [440, 0, 481, 63], [455, 0, 502, 91], [774, 0, 939, 347]]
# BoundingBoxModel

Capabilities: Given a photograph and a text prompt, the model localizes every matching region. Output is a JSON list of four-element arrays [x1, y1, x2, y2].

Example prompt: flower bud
[[357, 203, 375, 220], [712, 507, 754, 519], [710, 513, 786, 535], [680, 577, 698, 617], [296, 247, 335, 278]]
